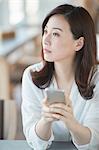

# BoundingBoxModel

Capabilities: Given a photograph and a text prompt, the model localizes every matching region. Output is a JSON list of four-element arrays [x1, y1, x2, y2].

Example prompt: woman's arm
[[48, 101, 91, 145], [35, 99, 58, 140], [21, 66, 54, 149], [69, 120, 91, 145], [35, 118, 52, 140]]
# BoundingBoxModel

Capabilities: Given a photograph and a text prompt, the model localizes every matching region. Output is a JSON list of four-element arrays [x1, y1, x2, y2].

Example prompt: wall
[[0, 0, 9, 26], [38, 0, 73, 24]]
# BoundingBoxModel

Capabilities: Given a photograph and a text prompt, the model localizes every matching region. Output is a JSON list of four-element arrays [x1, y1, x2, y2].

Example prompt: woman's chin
[[44, 57, 54, 62]]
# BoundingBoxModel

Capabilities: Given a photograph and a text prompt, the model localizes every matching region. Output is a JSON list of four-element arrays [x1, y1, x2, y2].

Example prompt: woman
[[21, 4, 99, 150]]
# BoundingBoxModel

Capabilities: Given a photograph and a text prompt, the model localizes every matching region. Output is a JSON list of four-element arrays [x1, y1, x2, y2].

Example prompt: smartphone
[[45, 89, 65, 105]]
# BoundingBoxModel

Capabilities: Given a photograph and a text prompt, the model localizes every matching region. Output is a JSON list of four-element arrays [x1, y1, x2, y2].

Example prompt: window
[[26, 0, 39, 24], [9, 0, 24, 25], [8, 0, 39, 25]]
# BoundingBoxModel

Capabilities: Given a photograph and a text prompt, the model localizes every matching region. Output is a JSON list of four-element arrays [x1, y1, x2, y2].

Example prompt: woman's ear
[[75, 37, 84, 51]]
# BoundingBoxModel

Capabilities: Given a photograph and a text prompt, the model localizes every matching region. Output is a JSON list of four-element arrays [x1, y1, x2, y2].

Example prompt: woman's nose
[[44, 34, 51, 45]]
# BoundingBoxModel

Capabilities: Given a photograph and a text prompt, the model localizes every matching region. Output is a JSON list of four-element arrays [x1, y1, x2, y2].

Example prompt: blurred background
[[0, 0, 99, 140]]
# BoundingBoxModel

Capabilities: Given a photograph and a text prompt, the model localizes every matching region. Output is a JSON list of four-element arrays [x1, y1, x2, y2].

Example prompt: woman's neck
[[54, 61, 74, 83], [54, 61, 75, 95]]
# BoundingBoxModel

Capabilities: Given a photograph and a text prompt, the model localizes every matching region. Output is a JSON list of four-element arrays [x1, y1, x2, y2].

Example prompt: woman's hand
[[41, 98, 58, 124], [48, 96, 77, 129]]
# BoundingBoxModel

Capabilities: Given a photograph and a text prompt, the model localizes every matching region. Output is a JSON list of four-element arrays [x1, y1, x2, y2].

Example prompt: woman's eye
[[53, 32, 60, 37]]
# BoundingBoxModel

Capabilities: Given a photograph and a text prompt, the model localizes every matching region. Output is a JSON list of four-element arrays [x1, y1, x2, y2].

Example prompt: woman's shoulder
[[22, 61, 43, 79], [23, 61, 43, 74]]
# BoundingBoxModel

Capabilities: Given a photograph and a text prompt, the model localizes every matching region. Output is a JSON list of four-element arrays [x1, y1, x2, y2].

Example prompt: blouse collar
[[52, 75, 78, 101]]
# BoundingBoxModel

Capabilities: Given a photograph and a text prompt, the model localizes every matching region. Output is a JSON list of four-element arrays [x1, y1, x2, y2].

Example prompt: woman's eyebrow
[[52, 27, 63, 32], [45, 26, 63, 32]]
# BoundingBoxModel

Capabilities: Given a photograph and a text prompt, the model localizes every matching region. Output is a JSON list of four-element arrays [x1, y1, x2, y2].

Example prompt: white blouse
[[21, 62, 99, 150]]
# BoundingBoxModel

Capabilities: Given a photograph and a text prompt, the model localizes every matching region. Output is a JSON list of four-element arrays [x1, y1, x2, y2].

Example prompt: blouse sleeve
[[73, 73, 99, 150], [21, 66, 54, 150]]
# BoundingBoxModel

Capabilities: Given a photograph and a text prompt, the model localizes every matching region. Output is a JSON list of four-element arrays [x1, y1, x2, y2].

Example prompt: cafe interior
[[0, 0, 99, 141]]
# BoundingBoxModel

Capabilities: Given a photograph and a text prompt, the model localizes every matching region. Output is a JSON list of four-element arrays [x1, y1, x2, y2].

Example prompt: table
[[0, 140, 77, 150]]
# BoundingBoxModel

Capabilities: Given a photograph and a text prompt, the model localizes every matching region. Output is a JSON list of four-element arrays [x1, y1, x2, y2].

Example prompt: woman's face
[[42, 15, 77, 62]]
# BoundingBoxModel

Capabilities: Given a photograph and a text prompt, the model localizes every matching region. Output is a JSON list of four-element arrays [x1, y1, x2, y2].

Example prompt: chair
[[0, 99, 17, 139]]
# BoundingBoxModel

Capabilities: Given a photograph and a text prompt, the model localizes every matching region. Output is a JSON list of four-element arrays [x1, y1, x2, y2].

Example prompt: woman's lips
[[43, 48, 51, 53]]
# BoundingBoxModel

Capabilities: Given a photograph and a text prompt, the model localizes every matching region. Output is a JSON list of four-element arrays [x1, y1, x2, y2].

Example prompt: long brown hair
[[31, 4, 97, 99]]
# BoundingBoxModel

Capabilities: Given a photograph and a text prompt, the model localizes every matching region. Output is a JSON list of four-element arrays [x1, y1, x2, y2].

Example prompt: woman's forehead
[[45, 15, 70, 30]]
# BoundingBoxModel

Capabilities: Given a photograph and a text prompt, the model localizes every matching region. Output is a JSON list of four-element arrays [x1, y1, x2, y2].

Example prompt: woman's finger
[[49, 102, 73, 114], [41, 111, 58, 121]]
